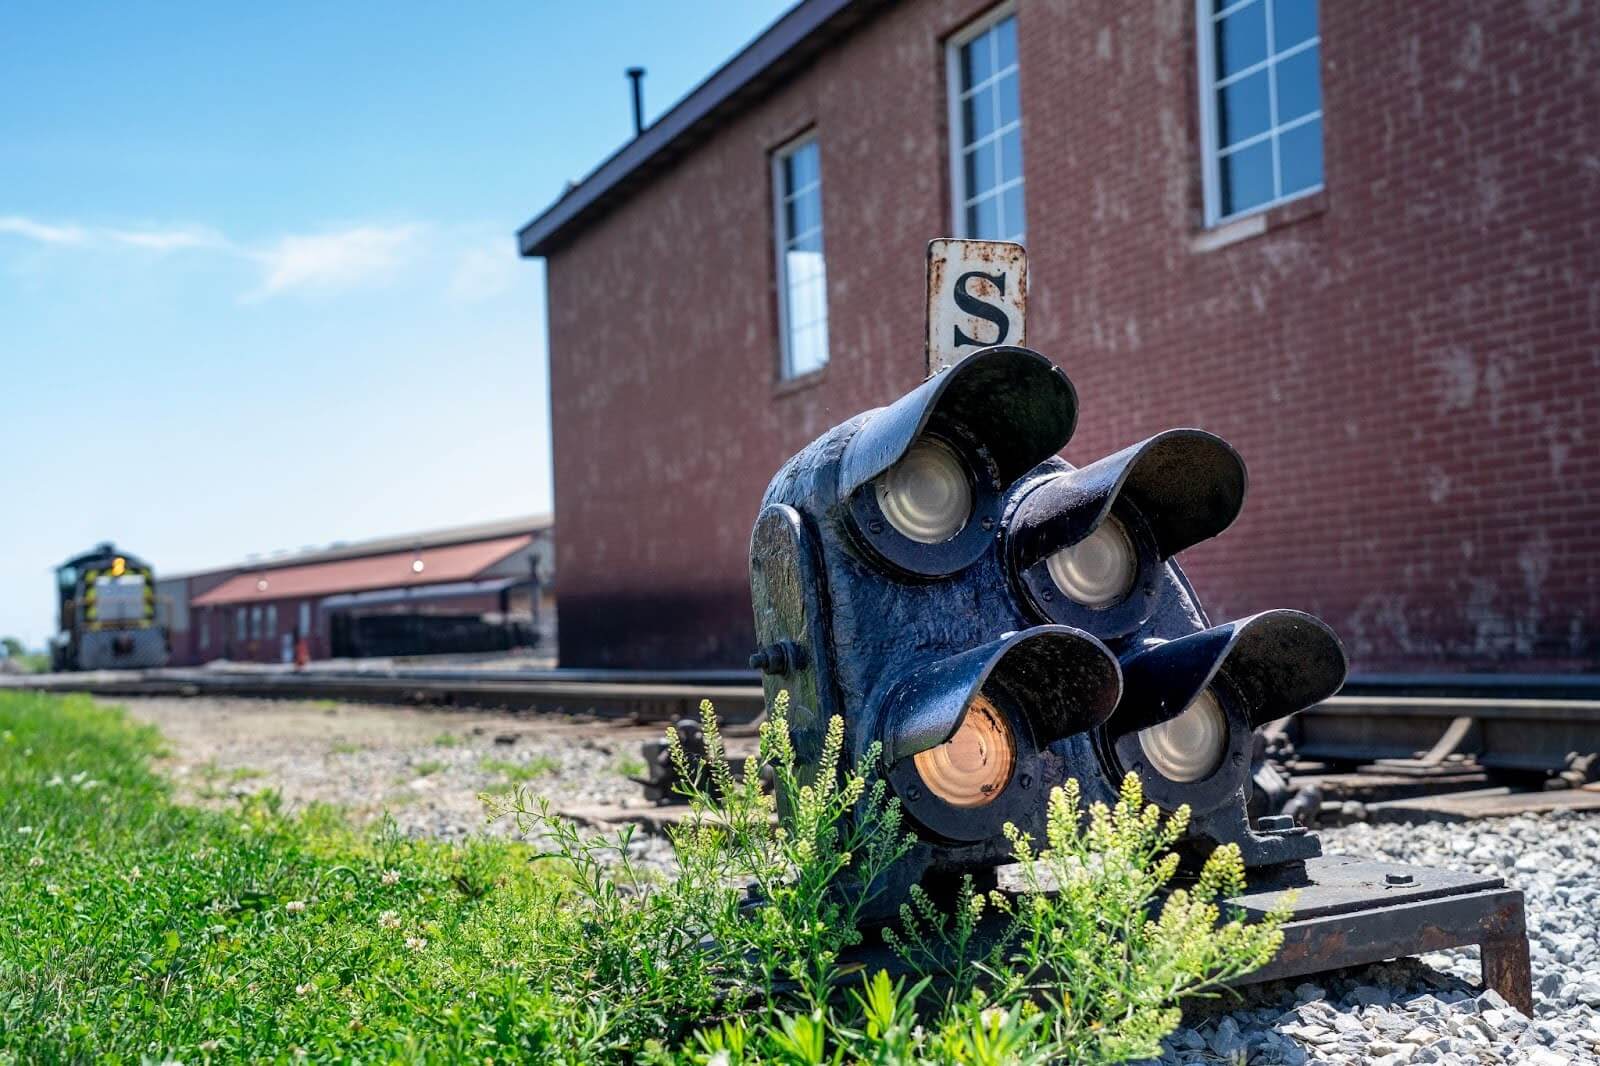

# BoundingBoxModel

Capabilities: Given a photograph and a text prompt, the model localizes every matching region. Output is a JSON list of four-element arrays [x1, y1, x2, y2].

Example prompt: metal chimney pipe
[[626, 67, 646, 136]]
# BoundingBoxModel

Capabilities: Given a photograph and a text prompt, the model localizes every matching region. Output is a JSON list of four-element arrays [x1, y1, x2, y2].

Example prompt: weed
[[615, 753, 648, 779], [433, 732, 460, 748], [410, 759, 447, 777], [478, 754, 559, 784], [328, 739, 365, 755]]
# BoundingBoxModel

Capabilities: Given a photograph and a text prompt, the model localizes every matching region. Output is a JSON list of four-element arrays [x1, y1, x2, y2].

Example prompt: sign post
[[925, 238, 1027, 374]]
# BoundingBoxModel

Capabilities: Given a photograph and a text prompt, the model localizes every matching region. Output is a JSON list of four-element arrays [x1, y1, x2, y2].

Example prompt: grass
[[327, 739, 365, 755], [614, 753, 648, 779], [409, 759, 447, 777], [477, 754, 559, 785], [0, 691, 1289, 1064], [432, 732, 459, 748]]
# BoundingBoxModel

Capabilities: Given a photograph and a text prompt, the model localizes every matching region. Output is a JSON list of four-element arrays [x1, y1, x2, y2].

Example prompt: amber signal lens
[[912, 693, 1016, 807]]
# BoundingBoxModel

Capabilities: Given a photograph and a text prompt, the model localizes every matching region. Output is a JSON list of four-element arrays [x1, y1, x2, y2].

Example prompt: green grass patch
[[432, 732, 459, 748], [614, 753, 648, 780], [409, 759, 447, 777], [0, 691, 1287, 1064], [477, 754, 558, 784]]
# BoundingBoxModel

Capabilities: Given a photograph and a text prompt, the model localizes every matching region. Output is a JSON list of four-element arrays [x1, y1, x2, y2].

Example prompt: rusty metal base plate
[[1227, 856, 1531, 1013]]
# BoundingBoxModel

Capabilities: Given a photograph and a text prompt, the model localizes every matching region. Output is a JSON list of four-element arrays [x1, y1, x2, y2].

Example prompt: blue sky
[[0, 1, 792, 648]]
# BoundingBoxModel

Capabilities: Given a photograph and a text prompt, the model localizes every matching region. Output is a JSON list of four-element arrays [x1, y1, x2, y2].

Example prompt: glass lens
[[912, 694, 1016, 808], [1138, 688, 1228, 783], [1045, 516, 1137, 608], [876, 439, 973, 544]]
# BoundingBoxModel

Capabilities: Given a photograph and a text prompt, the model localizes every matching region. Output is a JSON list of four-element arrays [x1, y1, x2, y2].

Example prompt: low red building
[[158, 516, 554, 665], [518, 0, 1599, 675]]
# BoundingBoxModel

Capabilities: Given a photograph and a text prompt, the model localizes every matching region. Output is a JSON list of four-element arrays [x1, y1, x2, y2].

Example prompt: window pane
[[994, 16, 1017, 70], [970, 194, 1000, 239], [786, 191, 820, 239], [996, 71, 1020, 128], [785, 142, 819, 190], [1272, 0, 1318, 49], [1002, 184, 1025, 242], [1220, 139, 1274, 216], [1215, 1, 1267, 74], [1278, 117, 1323, 194], [1275, 45, 1321, 122], [961, 33, 992, 86], [999, 127, 1023, 184], [967, 140, 999, 196], [965, 85, 998, 141], [1217, 70, 1270, 146]]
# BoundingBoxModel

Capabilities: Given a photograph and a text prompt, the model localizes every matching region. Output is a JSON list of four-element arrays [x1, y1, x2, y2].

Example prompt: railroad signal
[[749, 341, 1348, 909]]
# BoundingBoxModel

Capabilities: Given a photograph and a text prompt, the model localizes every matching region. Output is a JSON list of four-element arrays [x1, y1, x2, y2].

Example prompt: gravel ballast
[[112, 696, 1600, 1064]]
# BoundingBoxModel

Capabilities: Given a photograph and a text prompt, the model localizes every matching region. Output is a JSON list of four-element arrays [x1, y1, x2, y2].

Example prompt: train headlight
[[875, 438, 972, 544], [1044, 515, 1137, 608], [1137, 687, 1227, 783], [912, 693, 1015, 808]]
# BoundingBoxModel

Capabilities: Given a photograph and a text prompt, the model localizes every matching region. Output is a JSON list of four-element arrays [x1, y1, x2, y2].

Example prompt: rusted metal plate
[[925, 238, 1026, 374], [1225, 856, 1532, 1014]]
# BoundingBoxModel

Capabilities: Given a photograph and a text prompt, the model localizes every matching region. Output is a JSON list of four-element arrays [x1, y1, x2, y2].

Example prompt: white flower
[[17, 826, 32, 835], [381, 869, 400, 885], [127, 866, 142, 881], [285, 900, 307, 914], [980, 1006, 1005, 1029], [69, 771, 87, 784], [296, 982, 314, 996], [199, 1039, 221, 1051], [45, 774, 63, 787], [378, 910, 401, 930], [404, 936, 427, 951], [28, 856, 43, 868], [707, 1052, 731, 1066], [45, 883, 61, 897]]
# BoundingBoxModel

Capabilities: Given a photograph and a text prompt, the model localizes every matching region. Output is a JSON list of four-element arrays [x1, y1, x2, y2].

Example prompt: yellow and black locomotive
[[51, 543, 169, 671]]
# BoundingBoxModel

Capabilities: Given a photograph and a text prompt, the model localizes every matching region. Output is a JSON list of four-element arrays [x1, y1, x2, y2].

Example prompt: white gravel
[[1152, 812, 1600, 1065]]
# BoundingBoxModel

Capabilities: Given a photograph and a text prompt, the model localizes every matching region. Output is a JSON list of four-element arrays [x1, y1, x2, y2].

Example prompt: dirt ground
[[110, 695, 669, 841]]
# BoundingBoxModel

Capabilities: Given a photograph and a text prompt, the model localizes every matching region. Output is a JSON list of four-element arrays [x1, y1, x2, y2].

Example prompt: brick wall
[[542, 0, 1600, 673]]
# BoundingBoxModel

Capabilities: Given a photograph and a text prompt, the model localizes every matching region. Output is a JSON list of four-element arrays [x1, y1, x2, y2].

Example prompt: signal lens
[[912, 693, 1016, 807], [1138, 687, 1227, 783], [875, 438, 972, 544], [1045, 516, 1137, 608]]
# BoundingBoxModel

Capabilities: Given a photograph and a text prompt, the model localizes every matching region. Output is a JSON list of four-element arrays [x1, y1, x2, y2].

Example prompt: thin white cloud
[[0, 216, 89, 245], [103, 225, 230, 252], [248, 224, 424, 299], [0, 215, 461, 301]]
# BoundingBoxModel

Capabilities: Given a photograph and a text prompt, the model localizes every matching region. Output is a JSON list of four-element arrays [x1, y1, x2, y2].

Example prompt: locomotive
[[51, 543, 169, 671]]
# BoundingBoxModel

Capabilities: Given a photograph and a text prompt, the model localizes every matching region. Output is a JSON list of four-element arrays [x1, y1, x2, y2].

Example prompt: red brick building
[[157, 516, 555, 665], [519, 0, 1599, 674]]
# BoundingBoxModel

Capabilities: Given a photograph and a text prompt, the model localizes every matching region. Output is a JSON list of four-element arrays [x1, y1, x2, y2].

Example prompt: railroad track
[[0, 665, 766, 723], [7, 666, 1598, 820], [1276, 673, 1600, 823]]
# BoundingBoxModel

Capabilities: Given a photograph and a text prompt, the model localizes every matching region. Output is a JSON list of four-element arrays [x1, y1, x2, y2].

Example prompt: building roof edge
[[516, 0, 890, 258]]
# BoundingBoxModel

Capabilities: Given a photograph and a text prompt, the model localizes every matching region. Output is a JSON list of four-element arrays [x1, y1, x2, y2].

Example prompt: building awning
[[191, 534, 534, 607], [318, 577, 520, 611]]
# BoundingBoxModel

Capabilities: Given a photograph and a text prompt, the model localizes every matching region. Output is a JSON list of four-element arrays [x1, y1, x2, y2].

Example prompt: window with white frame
[[299, 601, 312, 638], [1199, 0, 1322, 224], [773, 136, 828, 379], [948, 7, 1024, 242]]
